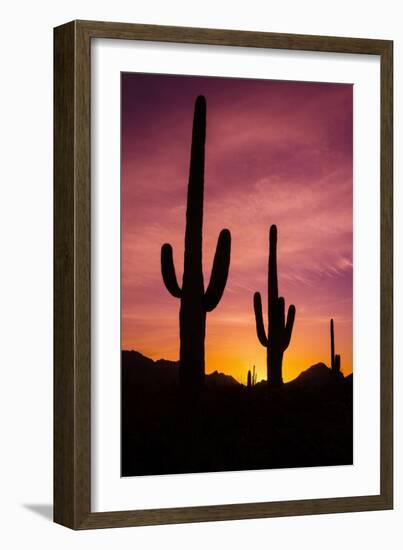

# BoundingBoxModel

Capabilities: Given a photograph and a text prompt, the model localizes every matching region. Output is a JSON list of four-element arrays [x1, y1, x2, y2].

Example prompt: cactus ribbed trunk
[[330, 318, 335, 369], [179, 305, 206, 391], [161, 96, 231, 395], [330, 318, 341, 374], [267, 225, 282, 386], [253, 225, 296, 388], [268, 348, 284, 387], [180, 97, 206, 391]]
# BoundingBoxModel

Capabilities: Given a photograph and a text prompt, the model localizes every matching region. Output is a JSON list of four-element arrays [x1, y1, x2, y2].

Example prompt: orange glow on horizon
[[122, 312, 352, 385]]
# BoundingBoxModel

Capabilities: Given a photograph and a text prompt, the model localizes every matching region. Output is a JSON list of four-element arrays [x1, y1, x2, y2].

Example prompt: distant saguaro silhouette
[[161, 96, 231, 393], [247, 370, 252, 389], [253, 225, 296, 387], [330, 318, 341, 373]]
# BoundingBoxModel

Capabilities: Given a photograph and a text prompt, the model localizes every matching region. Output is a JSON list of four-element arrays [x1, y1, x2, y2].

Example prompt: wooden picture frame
[[54, 20, 393, 529]]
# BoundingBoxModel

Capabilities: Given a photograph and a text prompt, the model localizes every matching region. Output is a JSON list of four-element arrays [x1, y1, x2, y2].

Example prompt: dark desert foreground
[[121, 350, 353, 477]]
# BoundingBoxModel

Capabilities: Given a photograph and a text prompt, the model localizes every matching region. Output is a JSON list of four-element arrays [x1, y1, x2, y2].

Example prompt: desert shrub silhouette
[[247, 365, 257, 389], [161, 96, 231, 394], [253, 225, 296, 387]]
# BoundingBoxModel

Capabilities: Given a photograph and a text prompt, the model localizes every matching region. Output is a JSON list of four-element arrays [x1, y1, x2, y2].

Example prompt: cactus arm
[[253, 292, 268, 347], [204, 229, 231, 311], [283, 304, 296, 349], [277, 297, 285, 330], [161, 243, 182, 298]]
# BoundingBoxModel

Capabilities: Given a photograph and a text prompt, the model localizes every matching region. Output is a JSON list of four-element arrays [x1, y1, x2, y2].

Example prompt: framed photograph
[[54, 20, 393, 529]]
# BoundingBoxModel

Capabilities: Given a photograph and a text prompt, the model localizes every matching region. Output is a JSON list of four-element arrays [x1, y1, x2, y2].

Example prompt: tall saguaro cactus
[[330, 318, 341, 373], [161, 96, 231, 393], [253, 225, 296, 387]]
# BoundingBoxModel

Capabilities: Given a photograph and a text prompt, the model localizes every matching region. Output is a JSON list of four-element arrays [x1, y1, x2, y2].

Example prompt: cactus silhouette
[[330, 318, 341, 373], [253, 225, 296, 387], [161, 96, 231, 393], [247, 370, 252, 389]]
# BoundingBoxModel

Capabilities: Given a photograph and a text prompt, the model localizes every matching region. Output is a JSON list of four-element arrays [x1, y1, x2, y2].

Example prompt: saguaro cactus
[[330, 318, 341, 373], [253, 225, 296, 387], [247, 370, 252, 389], [161, 96, 231, 393]]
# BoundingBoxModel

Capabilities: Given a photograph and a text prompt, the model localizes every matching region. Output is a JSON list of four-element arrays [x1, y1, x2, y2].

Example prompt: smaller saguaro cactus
[[252, 365, 256, 386], [247, 370, 252, 389], [254, 225, 296, 387], [330, 318, 341, 373]]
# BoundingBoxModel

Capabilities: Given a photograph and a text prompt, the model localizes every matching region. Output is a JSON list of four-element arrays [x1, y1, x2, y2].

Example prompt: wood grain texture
[[54, 21, 91, 529], [380, 41, 393, 506], [54, 21, 76, 528], [54, 20, 393, 530], [74, 19, 391, 54]]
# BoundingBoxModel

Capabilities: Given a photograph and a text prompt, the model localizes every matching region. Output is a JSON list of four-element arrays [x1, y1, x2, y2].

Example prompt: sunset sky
[[121, 73, 353, 384]]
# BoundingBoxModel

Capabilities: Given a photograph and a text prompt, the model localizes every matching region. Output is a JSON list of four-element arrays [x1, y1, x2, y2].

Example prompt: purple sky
[[121, 72, 353, 383]]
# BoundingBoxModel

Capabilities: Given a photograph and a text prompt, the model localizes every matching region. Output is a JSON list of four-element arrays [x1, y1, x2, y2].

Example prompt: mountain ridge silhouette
[[121, 349, 353, 476], [122, 349, 350, 388]]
